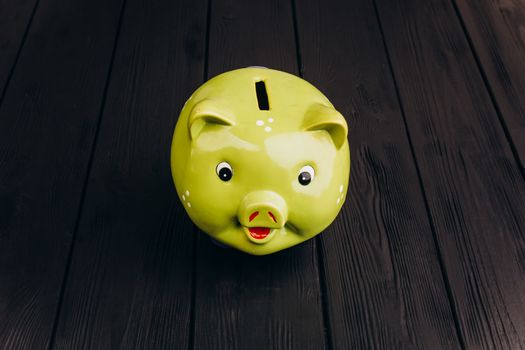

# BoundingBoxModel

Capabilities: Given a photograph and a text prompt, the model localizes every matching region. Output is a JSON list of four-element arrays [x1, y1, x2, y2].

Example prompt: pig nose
[[238, 191, 288, 228], [248, 210, 277, 223]]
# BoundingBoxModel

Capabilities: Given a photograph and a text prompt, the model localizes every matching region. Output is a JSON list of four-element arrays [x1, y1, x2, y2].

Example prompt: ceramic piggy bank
[[170, 67, 350, 255]]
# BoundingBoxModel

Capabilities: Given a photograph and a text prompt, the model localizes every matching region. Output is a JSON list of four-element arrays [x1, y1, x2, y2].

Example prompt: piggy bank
[[170, 67, 350, 255]]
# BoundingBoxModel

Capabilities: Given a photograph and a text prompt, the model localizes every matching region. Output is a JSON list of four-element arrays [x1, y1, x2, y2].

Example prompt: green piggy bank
[[170, 68, 350, 255]]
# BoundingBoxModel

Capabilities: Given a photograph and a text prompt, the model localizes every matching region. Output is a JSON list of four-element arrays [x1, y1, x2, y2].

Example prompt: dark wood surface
[[0, 0, 524, 349], [0, 0, 38, 99], [0, 0, 124, 348], [49, 0, 204, 348], [376, 0, 525, 347], [455, 0, 525, 168]]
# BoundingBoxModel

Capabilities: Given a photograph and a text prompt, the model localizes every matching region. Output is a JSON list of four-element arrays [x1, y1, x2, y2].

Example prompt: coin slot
[[255, 80, 270, 110]]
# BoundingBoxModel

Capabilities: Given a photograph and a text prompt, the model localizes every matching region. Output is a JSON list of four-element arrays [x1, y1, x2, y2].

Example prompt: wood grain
[[375, 0, 525, 348], [1, 0, 524, 348], [49, 0, 207, 348], [455, 0, 525, 169], [0, 0, 38, 99], [0, 0, 124, 348], [295, 0, 462, 348], [192, 0, 326, 349]]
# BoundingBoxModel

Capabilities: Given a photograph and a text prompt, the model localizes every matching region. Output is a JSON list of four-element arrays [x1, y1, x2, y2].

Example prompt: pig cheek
[[185, 177, 240, 231], [287, 196, 323, 234]]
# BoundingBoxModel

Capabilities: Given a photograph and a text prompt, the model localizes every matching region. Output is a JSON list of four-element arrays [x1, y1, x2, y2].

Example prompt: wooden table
[[1, 0, 524, 348]]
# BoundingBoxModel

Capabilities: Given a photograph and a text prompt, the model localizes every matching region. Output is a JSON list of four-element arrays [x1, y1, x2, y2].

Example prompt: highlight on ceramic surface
[[170, 67, 350, 255]]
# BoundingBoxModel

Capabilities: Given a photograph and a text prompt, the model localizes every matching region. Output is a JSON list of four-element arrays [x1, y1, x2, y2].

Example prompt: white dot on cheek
[[337, 197, 341, 204], [182, 195, 186, 201], [187, 202, 191, 208], [264, 126, 272, 132], [256, 120, 264, 126], [339, 185, 343, 193], [268, 118, 274, 123], [186, 190, 190, 196]]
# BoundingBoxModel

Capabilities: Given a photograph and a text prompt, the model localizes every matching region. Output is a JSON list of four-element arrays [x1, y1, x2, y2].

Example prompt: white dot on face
[[187, 202, 191, 207], [256, 120, 264, 126], [185, 190, 190, 196], [264, 126, 272, 132], [182, 195, 186, 201], [268, 118, 274, 123], [337, 197, 341, 204], [339, 185, 343, 193]]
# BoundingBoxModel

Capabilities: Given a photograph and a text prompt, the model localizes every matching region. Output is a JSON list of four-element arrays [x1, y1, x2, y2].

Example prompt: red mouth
[[248, 227, 271, 239]]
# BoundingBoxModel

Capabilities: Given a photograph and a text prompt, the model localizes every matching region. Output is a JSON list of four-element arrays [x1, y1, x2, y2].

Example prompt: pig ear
[[188, 99, 236, 140], [303, 103, 348, 149]]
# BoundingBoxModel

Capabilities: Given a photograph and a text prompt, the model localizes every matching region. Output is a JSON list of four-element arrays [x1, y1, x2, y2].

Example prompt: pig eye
[[298, 165, 315, 186], [216, 161, 233, 181]]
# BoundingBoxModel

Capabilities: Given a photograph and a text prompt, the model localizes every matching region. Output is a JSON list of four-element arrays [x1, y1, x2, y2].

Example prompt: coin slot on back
[[255, 81, 270, 110]]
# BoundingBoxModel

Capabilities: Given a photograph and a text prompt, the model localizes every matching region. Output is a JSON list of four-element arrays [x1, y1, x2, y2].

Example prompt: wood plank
[[0, 0, 37, 99], [192, 0, 326, 349], [295, 0, 462, 348], [455, 0, 525, 168], [0, 0, 124, 348], [49, 0, 207, 348], [375, 0, 525, 348]]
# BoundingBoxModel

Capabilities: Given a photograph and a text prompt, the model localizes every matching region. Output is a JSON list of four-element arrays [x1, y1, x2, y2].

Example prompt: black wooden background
[[1, 0, 524, 349]]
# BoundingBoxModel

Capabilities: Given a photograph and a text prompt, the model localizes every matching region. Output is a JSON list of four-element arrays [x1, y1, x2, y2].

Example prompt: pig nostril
[[249, 211, 259, 222], [268, 211, 277, 223]]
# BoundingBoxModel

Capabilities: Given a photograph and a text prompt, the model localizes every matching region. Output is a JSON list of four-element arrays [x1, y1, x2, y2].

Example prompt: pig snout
[[238, 191, 288, 229]]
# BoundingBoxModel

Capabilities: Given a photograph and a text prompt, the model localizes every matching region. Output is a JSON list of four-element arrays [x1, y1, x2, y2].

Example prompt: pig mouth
[[248, 227, 271, 239], [242, 226, 276, 243]]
